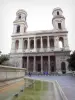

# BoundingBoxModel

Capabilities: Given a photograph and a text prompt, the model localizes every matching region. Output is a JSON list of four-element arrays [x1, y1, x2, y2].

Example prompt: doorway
[[37, 64, 41, 72], [61, 62, 66, 74]]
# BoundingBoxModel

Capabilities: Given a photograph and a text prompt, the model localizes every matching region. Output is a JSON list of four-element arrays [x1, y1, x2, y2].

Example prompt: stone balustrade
[[0, 65, 26, 81]]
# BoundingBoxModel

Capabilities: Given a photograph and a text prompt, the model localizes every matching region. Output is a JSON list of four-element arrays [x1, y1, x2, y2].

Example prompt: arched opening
[[43, 38, 47, 48], [24, 40, 28, 49], [43, 56, 48, 72], [37, 39, 41, 48], [57, 11, 59, 15], [16, 25, 20, 33], [30, 40, 34, 49], [36, 56, 41, 72], [50, 38, 54, 48], [28, 57, 34, 72], [58, 23, 62, 29], [18, 14, 21, 19], [37, 64, 41, 72], [15, 40, 19, 50], [61, 62, 66, 74], [50, 56, 56, 72], [59, 37, 64, 48]]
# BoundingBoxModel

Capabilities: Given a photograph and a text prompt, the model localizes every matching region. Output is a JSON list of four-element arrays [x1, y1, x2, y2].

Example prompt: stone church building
[[10, 7, 70, 74]]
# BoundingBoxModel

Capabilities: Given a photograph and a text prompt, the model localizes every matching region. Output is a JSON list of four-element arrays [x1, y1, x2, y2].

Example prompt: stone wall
[[0, 65, 26, 81]]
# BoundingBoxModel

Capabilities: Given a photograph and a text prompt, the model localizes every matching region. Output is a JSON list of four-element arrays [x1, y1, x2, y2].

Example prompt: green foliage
[[0, 55, 9, 64], [67, 51, 75, 71]]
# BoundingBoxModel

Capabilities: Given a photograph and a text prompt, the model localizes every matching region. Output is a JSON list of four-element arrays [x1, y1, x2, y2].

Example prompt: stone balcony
[[22, 47, 69, 53]]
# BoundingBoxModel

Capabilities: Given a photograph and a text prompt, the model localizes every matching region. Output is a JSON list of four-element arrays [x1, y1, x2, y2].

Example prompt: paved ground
[[25, 75, 75, 100], [0, 75, 75, 100], [0, 79, 25, 100]]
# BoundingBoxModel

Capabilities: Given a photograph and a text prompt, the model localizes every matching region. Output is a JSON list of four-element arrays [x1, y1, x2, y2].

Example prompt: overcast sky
[[0, 0, 75, 54]]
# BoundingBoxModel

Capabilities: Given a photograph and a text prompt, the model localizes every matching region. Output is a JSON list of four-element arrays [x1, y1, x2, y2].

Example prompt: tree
[[67, 51, 75, 71], [0, 55, 9, 64], [0, 51, 2, 56]]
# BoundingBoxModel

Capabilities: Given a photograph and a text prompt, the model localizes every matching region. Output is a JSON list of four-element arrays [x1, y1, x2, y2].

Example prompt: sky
[[0, 0, 75, 54]]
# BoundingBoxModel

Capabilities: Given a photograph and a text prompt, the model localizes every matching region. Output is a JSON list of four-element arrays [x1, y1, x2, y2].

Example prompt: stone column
[[48, 56, 50, 74], [47, 36, 50, 50], [27, 56, 29, 73], [28, 38, 30, 50], [34, 37, 36, 51], [41, 56, 43, 73], [41, 37, 43, 51], [33, 56, 36, 72]]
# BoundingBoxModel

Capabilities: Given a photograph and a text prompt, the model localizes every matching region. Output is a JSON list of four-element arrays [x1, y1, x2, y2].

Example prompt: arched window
[[15, 40, 19, 50], [59, 37, 64, 48], [16, 25, 20, 33], [37, 39, 41, 48], [30, 40, 34, 49], [18, 14, 21, 19], [57, 11, 59, 15], [43, 39, 47, 48], [50, 38, 54, 48], [58, 23, 62, 29], [24, 40, 28, 49]]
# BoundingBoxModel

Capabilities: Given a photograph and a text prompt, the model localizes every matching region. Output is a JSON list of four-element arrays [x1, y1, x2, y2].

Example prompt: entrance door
[[51, 61, 55, 72], [50, 56, 56, 72], [37, 64, 41, 72], [61, 62, 66, 74]]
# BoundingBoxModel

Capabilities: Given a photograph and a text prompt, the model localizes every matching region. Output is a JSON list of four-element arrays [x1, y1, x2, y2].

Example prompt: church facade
[[10, 7, 70, 74]]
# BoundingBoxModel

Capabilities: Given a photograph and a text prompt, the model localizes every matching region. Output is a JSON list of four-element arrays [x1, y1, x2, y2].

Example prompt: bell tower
[[13, 9, 28, 34], [52, 7, 66, 31]]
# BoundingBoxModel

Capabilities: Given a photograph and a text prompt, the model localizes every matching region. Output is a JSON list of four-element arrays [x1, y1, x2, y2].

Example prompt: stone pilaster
[[18, 38, 23, 52], [54, 36, 59, 50], [10, 39, 16, 53], [64, 36, 69, 50]]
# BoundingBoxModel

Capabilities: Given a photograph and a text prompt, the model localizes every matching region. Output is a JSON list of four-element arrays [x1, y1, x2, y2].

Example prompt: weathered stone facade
[[10, 7, 70, 74]]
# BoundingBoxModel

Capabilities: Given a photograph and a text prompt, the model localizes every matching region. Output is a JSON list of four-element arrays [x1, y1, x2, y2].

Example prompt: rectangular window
[[58, 23, 62, 29]]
